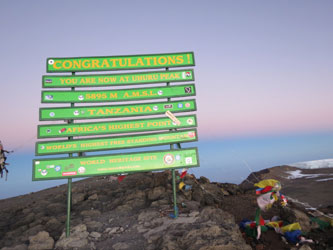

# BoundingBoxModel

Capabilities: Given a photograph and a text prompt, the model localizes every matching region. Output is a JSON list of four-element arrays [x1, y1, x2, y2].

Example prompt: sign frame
[[42, 69, 195, 88], [39, 99, 197, 121], [38, 115, 198, 138], [47, 52, 195, 73], [35, 129, 198, 155], [41, 84, 196, 103], [32, 147, 200, 181]]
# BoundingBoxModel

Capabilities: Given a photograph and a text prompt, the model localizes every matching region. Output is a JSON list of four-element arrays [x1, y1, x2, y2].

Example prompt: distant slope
[[240, 164, 333, 209]]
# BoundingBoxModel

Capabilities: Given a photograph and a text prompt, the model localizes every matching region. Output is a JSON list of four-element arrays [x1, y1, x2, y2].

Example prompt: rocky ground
[[0, 169, 332, 250]]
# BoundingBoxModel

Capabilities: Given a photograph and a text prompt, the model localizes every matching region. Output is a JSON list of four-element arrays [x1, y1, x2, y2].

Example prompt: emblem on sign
[[78, 167, 86, 174], [185, 157, 193, 165], [187, 118, 193, 125], [59, 128, 66, 133], [182, 71, 192, 79], [184, 87, 192, 94], [188, 132, 195, 138], [164, 154, 175, 165], [164, 104, 173, 109], [45, 95, 54, 100]]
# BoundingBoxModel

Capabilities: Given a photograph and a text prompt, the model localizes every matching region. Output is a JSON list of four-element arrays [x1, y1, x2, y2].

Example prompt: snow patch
[[316, 177, 333, 182], [290, 159, 333, 169], [286, 170, 325, 179]]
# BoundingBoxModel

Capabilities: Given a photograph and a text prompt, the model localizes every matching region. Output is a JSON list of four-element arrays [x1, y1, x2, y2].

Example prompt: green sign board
[[47, 52, 195, 72], [38, 115, 197, 138], [33, 148, 199, 180], [43, 69, 194, 88], [40, 99, 196, 121], [42, 84, 195, 103], [36, 129, 197, 155]]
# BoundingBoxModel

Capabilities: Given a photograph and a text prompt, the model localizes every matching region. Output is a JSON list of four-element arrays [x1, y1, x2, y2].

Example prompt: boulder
[[88, 193, 98, 200], [147, 186, 166, 201], [55, 224, 89, 249], [86, 220, 103, 232], [72, 192, 86, 205], [28, 231, 54, 250], [292, 209, 311, 232]]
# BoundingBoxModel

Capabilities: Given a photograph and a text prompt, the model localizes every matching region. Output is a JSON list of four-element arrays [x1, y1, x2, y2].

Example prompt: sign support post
[[66, 77, 75, 237], [165, 67, 178, 218]]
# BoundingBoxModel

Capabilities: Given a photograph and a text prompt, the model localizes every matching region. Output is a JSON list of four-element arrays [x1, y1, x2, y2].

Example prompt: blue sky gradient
[[1, 0, 333, 198]]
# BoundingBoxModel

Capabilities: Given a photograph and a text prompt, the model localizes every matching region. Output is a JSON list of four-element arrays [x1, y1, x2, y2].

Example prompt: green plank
[[38, 115, 197, 138], [36, 129, 198, 155], [47, 52, 195, 72], [33, 148, 199, 180], [42, 84, 195, 103], [43, 69, 194, 88], [40, 99, 196, 121]]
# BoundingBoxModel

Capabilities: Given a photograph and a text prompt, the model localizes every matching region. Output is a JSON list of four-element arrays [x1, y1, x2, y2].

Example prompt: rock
[[147, 186, 166, 201], [184, 201, 200, 211], [292, 209, 311, 232], [112, 242, 130, 250], [44, 217, 62, 232], [221, 188, 230, 196], [152, 171, 171, 187], [192, 186, 204, 203], [220, 183, 242, 195], [150, 198, 169, 208], [138, 210, 160, 223], [72, 192, 85, 205], [24, 225, 44, 238], [88, 193, 98, 200], [255, 244, 265, 250], [298, 245, 312, 250], [126, 190, 146, 201], [28, 231, 54, 250], [105, 226, 123, 234], [20, 213, 35, 226], [80, 209, 101, 217], [55, 224, 89, 249], [1, 244, 27, 250], [199, 207, 235, 225], [45, 203, 66, 215], [199, 176, 210, 184], [89, 231, 101, 239], [4, 225, 28, 239], [86, 220, 103, 231], [127, 198, 146, 209]]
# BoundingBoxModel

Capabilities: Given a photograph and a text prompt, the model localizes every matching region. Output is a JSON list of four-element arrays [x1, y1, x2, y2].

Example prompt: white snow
[[289, 159, 333, 169], [286, 170, 326, 179], [316, 177, 333, 182]]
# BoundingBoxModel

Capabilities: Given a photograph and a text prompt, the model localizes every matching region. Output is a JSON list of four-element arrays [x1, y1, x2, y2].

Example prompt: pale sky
[[1, 0, 333, 149]]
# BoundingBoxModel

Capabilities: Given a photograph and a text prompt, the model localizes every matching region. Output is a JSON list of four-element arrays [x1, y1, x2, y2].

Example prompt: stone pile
[[0, 171, 250, 250]]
